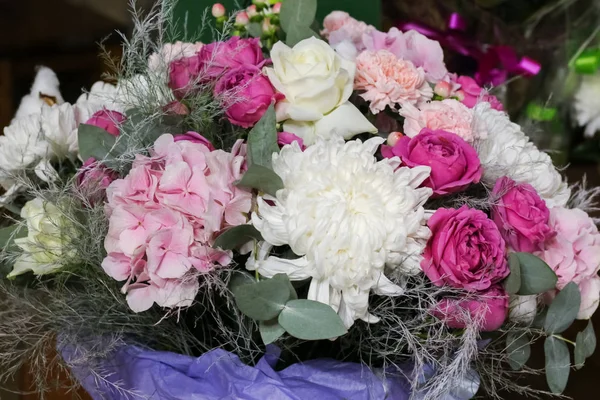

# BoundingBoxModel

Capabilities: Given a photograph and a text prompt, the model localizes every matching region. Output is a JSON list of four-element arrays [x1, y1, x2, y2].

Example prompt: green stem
[[552, 334, 576, 346]]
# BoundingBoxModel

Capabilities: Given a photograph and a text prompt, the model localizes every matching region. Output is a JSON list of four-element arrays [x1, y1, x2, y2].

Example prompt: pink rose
[[422, 206, 509, 291], [354, 50, 433, 113], [491, 177, 555, 252], [173, 131, 215, 150], [85, 110, 126, 137], [214, 65, 280, 128], [456, 76, 503, 111], [76, 158, 118, 205], [382, 128, 482, 197], [434, 285, 508, 331], [168, 55, 203, 100], [537, 207, 600, 319], [277, 131, 305, 150], [400, 99, 476, 142], [198, 37, 265, 80], [148, 41, 203, 72]]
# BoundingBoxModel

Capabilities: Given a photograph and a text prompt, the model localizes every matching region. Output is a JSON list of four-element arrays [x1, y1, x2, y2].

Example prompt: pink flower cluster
[[354, 50, 432, 113], [168, 37, 279, 128], [101, 134, 252, 312]]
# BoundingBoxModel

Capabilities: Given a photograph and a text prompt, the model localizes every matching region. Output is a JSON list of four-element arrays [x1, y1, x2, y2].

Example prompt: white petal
[[313, 102, 377, 140], [373, 273, 404, 296], [307, 278, 331, 306]]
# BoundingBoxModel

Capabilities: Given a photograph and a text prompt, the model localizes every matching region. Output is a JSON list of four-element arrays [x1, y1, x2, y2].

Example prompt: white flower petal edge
[[247, 137, 432, 328], [473, 102, 570, 208], [574, 72, 600, 138]]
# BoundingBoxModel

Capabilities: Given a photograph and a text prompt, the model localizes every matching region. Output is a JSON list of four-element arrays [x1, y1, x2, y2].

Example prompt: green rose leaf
[[285, 25, 320, 47], [506, 332, 531, 371], [514, 252, 558, 295], [232, 277, 292, 321], [259, 318, 286, 345], [544, 336, 570, 394], [213, 225, 263, 250], [544, 282, 581, 334], [272, 273, 298, 300], [78, 124, 118, 161], [280, 0, 318, 33], [505, 253, 522, 294], [574, 321, 596, 369], [236, 164, 284, 197], [278, 299, 347, 340], [247, 104, 279, 169]]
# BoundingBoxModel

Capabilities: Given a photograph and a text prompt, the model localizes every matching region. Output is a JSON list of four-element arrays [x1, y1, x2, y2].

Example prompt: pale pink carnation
[[102, 134, 252, 313], [400, 99, 476, 142], [148, 41, 204, 72], [355, 50, 433, 114], [537, 207, 600, 319]]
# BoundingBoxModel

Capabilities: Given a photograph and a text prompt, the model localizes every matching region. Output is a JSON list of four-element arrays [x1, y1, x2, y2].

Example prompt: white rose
[[8, 198, 75, 278], [508, 295, 537, 324], [265, 37, 376, 145]]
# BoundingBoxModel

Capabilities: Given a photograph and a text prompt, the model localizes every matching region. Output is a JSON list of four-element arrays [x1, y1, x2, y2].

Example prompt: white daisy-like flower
[[76, 80, 122, 119], [247, 137, 432, 328], [473, 102, 570, 208], [13, 66, 64, 120], [574, 72, 600, 138], [41, 103, 79, 159]]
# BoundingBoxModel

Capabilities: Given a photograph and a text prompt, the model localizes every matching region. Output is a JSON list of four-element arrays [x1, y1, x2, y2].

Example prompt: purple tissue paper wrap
[[61, 344, 478, 400]]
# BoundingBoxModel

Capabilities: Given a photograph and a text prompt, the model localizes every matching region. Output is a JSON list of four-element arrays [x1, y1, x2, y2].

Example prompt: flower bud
[[262, 17, 276, 35], [386, 131, 404, 147], [247, 4, 258, 17], [455, 89, 465, 101], [272, 2, 282, 13], [434, 80, 452, 98], [211, 3, 226, 18], [235, 11, 250, 26]]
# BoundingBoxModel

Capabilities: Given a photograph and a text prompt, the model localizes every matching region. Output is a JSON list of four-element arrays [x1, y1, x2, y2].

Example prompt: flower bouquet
[[0, 1, 599, 399]]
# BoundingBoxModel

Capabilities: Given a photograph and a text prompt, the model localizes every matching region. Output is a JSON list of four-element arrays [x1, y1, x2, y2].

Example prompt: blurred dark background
[[0, 0, 598, 399]]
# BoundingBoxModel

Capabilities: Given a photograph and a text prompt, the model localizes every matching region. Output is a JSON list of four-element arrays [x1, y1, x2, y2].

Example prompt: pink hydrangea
[[355, 50, 433, 113], [321, 11, 374, 54], [102, 134, 252, 312], [537, 207, 600, 319], [400, 99, 476, 142]]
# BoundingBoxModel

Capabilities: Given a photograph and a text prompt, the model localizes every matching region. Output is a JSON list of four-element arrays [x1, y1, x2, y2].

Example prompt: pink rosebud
[[434, 80, 452, 98], [247, 4, 258, 17], [433, 286, 509, 332], [162, 100, 190, 116], [235, 11, 250, 25], [386, 131, 403, 147], [85, 110, 126, 137], [277, 132, 305, 150], [77, 157, 118, 205], [272, 2, 282, 13], [173, 131, 215, 151], [422, 206, 509, 291], [214, 65, 281, 128], [212, 3, 226, 18], [491, 177, 555, 253]]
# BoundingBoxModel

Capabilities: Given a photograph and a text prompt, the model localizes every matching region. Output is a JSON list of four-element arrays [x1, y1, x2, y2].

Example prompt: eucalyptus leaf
[[236, 164, 284, 196], [247, 22, 263, 38], [544, 282, 581, 334], [259, 319, 286, 345], [278, 299, 347, 340], [515, 252, 558, 295], [531, 308, 547, 329], [233, 277, 292, 321], [574, 320, 596, 369], [213, 225, 262, 250], [575, 332, 586, 369], [285, 25, 320, 47], [505, 253, 522, 294], [506, 332, 531, 371], [279, 0, 317, 33], [544, 336, 570, 394], [272, 273, 298, 300], [247, 104, 279, 169], [78, 124, 118, 161], [228, 271, 256, 293]]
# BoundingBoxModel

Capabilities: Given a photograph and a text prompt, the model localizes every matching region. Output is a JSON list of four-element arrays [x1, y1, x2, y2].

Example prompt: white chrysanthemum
[[574, 72, 600, 138], [76, 80, 122, 118], [247, 137, 432, 328], [41, 103, 79, 159], [13, 67, 64, 120], [473, 102, 570, 207]]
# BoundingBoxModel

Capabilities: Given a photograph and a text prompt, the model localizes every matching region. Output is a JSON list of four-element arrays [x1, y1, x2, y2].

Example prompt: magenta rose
[[198, 37, 265, 80], [85, 110, 126, 137], [422, 206, 509, 291], [277, 131, 305, 150], [168, 54, 203, 100], [491, 176, 555, 253], [173, 131, 215, 150], [433, 285, 509, 331], [456, 76, 503, 111], [214, 65, 280, 128], [382, 128, 482, 197]]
